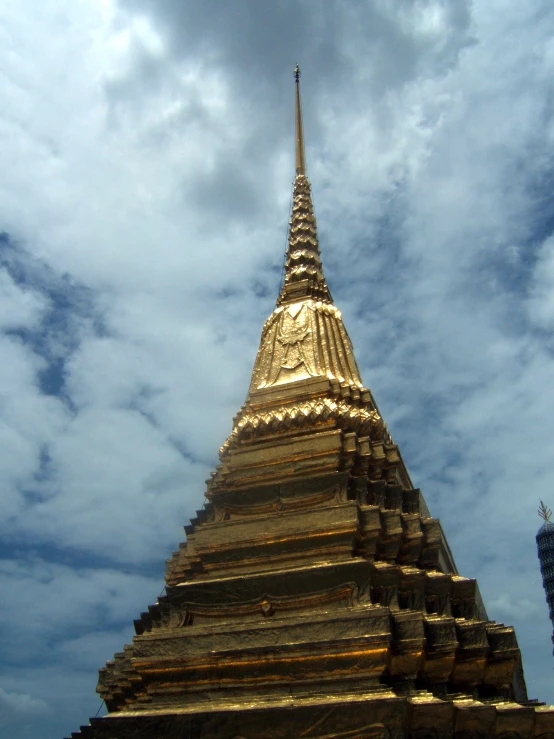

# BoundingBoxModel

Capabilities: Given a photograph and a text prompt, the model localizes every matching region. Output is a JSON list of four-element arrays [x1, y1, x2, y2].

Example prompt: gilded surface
[[219, 69, 390, 473], [249, 300, 363, 391], [66, 67, 554, 739], [278, 174, 331, 304]]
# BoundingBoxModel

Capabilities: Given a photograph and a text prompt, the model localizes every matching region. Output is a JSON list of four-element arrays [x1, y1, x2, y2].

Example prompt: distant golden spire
[[294, 65, 306, 176], [539, 500, 552, 522]]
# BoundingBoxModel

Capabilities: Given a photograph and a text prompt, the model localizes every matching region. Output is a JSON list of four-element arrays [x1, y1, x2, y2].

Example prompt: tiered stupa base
[[68, 422, 546, 737]]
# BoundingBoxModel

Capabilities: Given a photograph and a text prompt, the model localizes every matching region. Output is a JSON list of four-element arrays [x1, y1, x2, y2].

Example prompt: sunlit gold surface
[[279, 174, 331, 304], [67, 67, 554, 739], [250, 300, 363, 390]]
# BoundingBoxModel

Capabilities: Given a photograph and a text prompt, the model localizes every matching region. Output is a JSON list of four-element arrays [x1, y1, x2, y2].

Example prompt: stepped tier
[[71, 416, 545, 738], [94, 461, 525, 719]]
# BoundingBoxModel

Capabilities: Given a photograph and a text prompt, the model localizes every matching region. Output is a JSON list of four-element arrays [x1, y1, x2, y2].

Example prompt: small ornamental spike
[[539, 500, 552, 522]]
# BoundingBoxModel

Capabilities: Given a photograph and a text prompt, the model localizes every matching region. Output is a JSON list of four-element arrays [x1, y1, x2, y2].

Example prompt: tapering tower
[[537, 500, 554, 657], [213, 64, 417, 502], [67, 69, 554, 739]]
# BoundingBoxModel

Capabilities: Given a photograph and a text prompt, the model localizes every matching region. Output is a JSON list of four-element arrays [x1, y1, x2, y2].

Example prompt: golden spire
[[294, 65, 306, 176], [278, 67, 331, 306], [215, 66, 408, 491], [226, 67, 368, 401]]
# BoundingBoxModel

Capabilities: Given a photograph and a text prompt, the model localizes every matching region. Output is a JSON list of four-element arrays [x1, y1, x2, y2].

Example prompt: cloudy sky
[[1, 0, 554, 736]]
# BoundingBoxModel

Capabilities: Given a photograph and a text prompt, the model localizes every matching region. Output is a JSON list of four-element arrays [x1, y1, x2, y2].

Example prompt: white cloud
[[0, 270, 48, 331], [1, 0, 554, 735], [0, 687, 49, 719], [529, 234, 554, 328]]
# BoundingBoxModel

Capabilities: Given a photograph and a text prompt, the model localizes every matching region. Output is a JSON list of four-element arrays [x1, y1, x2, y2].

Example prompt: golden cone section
[[216, 74, 404, 484], [219, 288, 391, 466], [279, 174, 331, 304], [250, 300, 363, 391]]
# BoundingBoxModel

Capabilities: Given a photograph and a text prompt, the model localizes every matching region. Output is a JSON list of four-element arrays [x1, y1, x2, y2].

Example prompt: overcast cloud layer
[[1, 1, 554, 737]]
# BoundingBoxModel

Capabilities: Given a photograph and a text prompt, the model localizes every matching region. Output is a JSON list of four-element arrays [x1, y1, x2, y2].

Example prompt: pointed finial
[[539, 500, 552, 521], [294, 64, 306, 176]]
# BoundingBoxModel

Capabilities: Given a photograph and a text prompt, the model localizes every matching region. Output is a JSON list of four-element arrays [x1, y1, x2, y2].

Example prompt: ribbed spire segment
[[278, 68, 331, 305]]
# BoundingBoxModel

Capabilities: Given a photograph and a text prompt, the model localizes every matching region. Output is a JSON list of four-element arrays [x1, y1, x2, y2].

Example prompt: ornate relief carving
[[278, 173, 331, 303], [221, 396, 383, 454], [180, 582, 359, 622], [249, 300, 364, 392], [222, 484, 343, 519]]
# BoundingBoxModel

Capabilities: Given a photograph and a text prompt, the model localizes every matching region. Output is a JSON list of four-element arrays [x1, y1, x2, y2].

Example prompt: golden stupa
[[67, 68, 554, 739]]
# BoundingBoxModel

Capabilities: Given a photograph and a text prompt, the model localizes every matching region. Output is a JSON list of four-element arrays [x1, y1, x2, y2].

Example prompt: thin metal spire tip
[[294, 64, 306, 176]]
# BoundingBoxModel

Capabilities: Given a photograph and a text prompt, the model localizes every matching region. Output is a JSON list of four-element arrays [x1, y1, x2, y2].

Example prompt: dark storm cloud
[[117, 0, 345, 88], [111, 0, 475, 226], [116, 0, 472, 94]]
